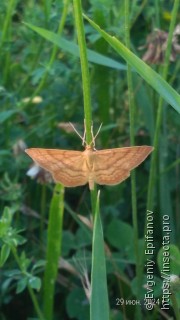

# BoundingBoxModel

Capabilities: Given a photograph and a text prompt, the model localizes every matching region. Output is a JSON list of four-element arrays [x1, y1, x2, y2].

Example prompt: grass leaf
[[90, 191, 109, 320], [24, 22, 127, 71], [83, 14, 180, 114]]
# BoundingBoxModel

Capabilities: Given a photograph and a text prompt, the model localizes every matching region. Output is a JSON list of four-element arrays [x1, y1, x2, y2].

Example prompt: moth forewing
[[25, 145, 154, 189]]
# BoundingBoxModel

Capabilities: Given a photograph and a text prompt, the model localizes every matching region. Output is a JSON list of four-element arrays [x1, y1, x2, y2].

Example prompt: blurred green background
[[0, 0, 179, 319]]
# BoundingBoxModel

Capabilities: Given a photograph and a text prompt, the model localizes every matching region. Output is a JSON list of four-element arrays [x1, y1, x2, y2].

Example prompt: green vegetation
[[0, 0, 180, 319]]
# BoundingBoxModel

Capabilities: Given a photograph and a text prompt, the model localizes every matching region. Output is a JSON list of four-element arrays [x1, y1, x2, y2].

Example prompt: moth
[[25, 126, 153, 190]]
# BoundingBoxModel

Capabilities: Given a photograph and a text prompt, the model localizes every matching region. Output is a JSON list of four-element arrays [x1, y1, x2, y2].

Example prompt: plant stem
[[0, 0, 15, 49], [155, 0, 160, 28], [11, 246, 45, 320], [73, 1, 96, 216], [125, 0, 141, 317], [73, 0, 92, 144], [40, 184, 47, 249], [0, 0, 15, 85]]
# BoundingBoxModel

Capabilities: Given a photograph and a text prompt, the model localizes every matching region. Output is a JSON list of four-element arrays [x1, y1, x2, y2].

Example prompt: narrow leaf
[[0, 244, 10, 266], [90, 191, 109, 320], [43, 184, 65, 320], [84, 15, 180, 114], [24, 22, 126, 71]]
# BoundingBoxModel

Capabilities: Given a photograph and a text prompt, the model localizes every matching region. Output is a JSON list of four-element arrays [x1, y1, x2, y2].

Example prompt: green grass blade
[[43, 184, 65, 320], [24, 23, 127, 71], [83, 15, 180, 114], [90, 191, 109, 320]]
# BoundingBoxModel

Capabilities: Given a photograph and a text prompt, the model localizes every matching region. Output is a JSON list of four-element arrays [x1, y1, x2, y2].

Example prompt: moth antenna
[[90, 123, 103, 147], [69, 122, 87, 146], [94, 123, 103, 140]]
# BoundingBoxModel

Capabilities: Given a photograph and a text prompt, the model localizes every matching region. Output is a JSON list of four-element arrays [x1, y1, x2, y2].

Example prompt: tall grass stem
[[125, 1, 141, 317], [73, 0, 92, 144]]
